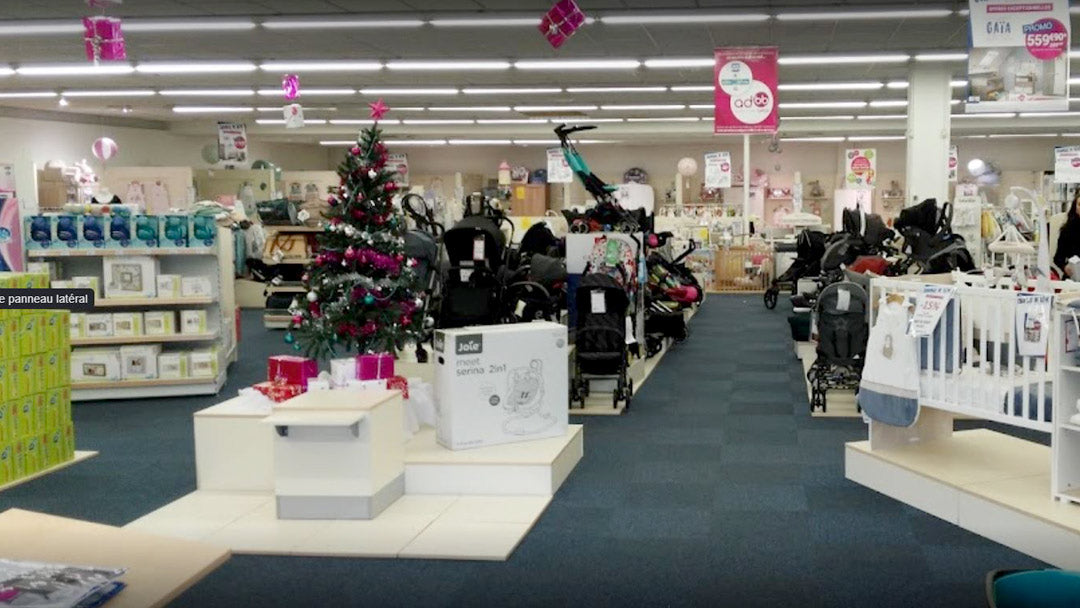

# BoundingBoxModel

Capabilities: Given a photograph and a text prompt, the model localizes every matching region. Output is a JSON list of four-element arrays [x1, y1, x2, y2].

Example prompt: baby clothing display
[[125, 181, 146, 208], [858, 296, 920, 427], [146, 181, 170, 214]]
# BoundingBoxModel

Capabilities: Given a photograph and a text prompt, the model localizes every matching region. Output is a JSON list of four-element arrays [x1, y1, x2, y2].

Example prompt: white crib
[[869, 275, 1068, 433]]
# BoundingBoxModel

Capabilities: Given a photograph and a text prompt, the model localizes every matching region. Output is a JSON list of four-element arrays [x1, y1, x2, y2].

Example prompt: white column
[[743, 134, 751, 234], [905, 65, 953, 205]]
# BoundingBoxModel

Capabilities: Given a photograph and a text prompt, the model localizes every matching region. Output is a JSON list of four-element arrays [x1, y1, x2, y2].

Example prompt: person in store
[[1055, 191, 1080, 279]]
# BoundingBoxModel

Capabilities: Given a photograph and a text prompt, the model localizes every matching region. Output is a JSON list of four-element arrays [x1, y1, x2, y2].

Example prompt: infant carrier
[[570, 273, 632, 409], [893, 199, 975, 274], [806, 281, 869, 413], [438, 207, 511, 329], [503, 253, 567, 323], [765, 229, 826, 309]]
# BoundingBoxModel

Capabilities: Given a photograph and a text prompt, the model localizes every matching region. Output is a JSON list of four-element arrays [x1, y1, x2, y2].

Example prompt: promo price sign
[[704, 152, 732, 188], [546, 148, 573, 184], [967, 0, 1070, 113], [844, 148, 877, 189], [948, 145, 958, 183], [1055, 146, 1080, 184], [713, 47, 779, 135], [908, 285, 956, 338]]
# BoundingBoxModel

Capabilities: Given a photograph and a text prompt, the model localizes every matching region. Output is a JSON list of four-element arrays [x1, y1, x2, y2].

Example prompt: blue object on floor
[[988, 569, 1080, 608]]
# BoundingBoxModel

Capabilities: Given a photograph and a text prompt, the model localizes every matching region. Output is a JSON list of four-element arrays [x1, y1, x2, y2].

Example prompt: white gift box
[[111, 312, 143, 337], [103, 256, 159, 299], [83, 313, 113, 338], [180, 309, 208, 334], [156, 274, 182, 298], [158, 352, 189, 379], [144, 311, 177, 335], [181, 276, 214, 298], [330, 358, 357, 387], [120, 344, 162, 380], [72, 348, 122, 382]]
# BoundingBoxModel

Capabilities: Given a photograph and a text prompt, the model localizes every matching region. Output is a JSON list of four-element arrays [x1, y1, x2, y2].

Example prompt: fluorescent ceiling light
[[848, 135, 906, 141], [950, 99, 962, 105], [886, 81, 909, 90], [779, 81, 883, 91], [393, 107, 427, 111], [261, 18, 423, 29], [0, 91, 57, 98], [567, 86, 668, 93], [161, 89, 255, 97], [256, 118, 327, 125], [916, 52, 968, 61], [63, 89, 156, 97], [329, 119, 401, 125], [172, 106, 254, 113], [869, 100, 909, 108], [687, 104, 713, 110], [780, 115, 855, 121], [514, 105, 598, 112], [137, 62, 256, 74], [17, 64, 134, 76], [386, 60, 511, 71], [257, 106, 337, 112], [1062, 133, 1080, 137], [515, 59, 642, 70], [427, 106, 511, 112], [957, 135, 987, 139], [1071, 78, 1080, 85], [463, 87, 563, 95], [384, 139, 449, 145], [780, 137, 846, 142], [776, 9, 951, 21], [670, 85, 713, 92], [512, 139, 561, 145], [320, 141, 356, 146], [600, 13, 769, 24], [477, 119, 549, 124], [0, 66, 11, 76], [256, 88, 354, 96], [625, 117, 700, 122], [951, 80, 969, 87], [858, 114, 907, 120], [779, 101, 867, 109], [361, 88, 458, 95], [448, 139, 513, 145], [952, 112, 1016, 118], [987, 133, 1059, 138], [0, 21, 80, 35], [1018, 111, 1080, 117], [125, 19, 255, 32], [259, 61, 382, 72], [428, 17, 541, 27], [402, 119, 476, 125], [643, 58, 714, 69], [600, 104, 686, 111], [548, 117, 625, 123], [779, 54, 910, 66]]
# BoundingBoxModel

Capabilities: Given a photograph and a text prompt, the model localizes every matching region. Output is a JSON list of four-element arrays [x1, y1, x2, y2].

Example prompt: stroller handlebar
[[554, 123, 598, 143]]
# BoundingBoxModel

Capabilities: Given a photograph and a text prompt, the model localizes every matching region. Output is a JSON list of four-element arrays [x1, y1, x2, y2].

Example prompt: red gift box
[[253, 381, 304, 403], [83, 16, 126, 62], [268, 355, 318, 388], [356, 353, 394, 381], [386, 375, 409, 399]]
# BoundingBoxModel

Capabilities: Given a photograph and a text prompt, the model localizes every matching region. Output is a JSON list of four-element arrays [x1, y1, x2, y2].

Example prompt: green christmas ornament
[[293, 343, 302, 352], [364, 293, 376, 305], [284, 332, 295, 344]]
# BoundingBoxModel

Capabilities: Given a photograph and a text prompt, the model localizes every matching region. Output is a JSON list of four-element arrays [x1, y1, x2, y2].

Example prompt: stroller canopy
[[894, 198, 941, 235], [443, 215, 506, 269], [528, 253, 568, 288], [841, 208, 894, 249], [520, 222, 560, 258], [796, 229, 827, 262]]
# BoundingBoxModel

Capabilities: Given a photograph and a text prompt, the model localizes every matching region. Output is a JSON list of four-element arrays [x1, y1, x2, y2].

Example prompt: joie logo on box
[[455, 334, 483, 355]]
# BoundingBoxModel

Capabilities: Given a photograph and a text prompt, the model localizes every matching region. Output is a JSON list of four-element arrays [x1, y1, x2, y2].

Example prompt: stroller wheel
[[764, 288, 779, 310]]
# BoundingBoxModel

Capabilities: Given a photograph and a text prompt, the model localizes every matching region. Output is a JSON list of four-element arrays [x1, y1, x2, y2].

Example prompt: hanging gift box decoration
[[82, 16, 126, 62], [539, 0, 586, 49]]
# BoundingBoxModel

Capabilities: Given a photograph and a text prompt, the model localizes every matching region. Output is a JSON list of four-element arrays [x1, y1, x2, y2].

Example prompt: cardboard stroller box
[[433, 321, 568, 450]]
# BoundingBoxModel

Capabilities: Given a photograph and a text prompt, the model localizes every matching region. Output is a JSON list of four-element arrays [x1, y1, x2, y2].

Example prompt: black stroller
[[806, 281, 869, 412], [502, 253, 567, 323], [570, 273, 632, 410], [764, 229, 827, 309], [438, 198, 513, 329], [893, 198, 975, 274], [403, 194, 444, 362]]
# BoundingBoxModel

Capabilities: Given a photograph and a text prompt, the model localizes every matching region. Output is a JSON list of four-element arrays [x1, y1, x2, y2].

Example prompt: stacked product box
[[0, 272, 75, 485], [24, 211, 216, 250]]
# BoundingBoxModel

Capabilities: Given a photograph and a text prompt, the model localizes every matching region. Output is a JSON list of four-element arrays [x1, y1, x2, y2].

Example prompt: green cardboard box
[[20, 435, 41, 476], [18, 314, 38, 355], [62, 423, 74, 461], [0, 443, 12, 484]]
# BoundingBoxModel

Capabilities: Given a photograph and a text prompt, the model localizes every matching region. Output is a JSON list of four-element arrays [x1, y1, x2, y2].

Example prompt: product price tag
[[1016, 292, 1052, 357], [908, 285, 955, 338], [472, 236, 485, 262], [590, 290, 606, 314]]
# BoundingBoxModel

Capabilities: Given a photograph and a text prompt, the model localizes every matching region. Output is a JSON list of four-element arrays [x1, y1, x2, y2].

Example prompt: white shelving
[[48, 226, 238, 401], [1052, 309, 1080, 503], [261, 224, 319, 330]]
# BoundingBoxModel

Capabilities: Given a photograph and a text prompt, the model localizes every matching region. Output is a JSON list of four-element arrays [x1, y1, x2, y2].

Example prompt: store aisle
[[0, 297, 1047, 607]]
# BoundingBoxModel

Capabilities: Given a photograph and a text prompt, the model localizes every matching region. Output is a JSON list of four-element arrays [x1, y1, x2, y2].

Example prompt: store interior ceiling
[[0, 1, 1077, 145]]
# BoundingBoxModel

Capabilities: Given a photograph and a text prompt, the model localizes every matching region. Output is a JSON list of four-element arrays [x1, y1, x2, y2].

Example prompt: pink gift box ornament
[[83, 16, 126, 62], [268, 355, 318, 388], [356, 353, 394, 381], [539, 0, 586, 49]]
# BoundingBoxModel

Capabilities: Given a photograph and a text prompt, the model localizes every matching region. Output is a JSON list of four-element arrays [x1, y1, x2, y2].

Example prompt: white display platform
[[846, 429, 1080, 570]]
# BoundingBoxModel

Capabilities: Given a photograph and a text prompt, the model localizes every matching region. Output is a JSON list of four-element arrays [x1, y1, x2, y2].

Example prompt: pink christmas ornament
[[281, 74, 300, 100], [91, 137, 118, 161], [539, 0, 586, 49]]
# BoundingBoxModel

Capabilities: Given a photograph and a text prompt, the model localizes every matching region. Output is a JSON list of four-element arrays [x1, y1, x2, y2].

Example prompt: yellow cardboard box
[[11, 439, 23, 480], [0, 316, 13, 355], [62, 423, 74, 461], [1, 359, 15, 401], [58, 387, 71, 424], [42, 350, 60, 389], [18, 314, 38, 355], [58, 349, 70, 389], [21, 434, 42, 475], [0, 442, 12, 484], [16, 395, 33, 436], [44, 429, 63, 468], [44, 389, 61, 431], [31, 393, 46, 434]]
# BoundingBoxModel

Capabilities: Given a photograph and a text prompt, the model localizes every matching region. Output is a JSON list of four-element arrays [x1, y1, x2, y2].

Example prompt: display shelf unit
[[46, 226, 238, 401], [261, 224, 319, 329], [263, 314, 293, 330], [266, 282, 305, 294], [28, 246, 215, 258], [1052, 309, 1080, 506]]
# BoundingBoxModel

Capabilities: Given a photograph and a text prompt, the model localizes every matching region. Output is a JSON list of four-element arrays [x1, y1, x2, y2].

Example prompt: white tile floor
[[125, 490, 552, 561]]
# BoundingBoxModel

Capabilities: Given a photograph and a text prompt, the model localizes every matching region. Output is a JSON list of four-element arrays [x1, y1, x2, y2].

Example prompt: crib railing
[[870, 276, 1057, 433]]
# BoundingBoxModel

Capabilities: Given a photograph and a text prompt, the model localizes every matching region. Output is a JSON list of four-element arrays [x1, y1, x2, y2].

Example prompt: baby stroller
[[555, 123, 642, 234], [893, 199, 975, 274], [403, 194, 444, 362], [502, 253, 567, 323], [570, 273, 632, 409], [438, 199, 512, 328], [765, 229, 827, 309], [806, 281, 869, 412]]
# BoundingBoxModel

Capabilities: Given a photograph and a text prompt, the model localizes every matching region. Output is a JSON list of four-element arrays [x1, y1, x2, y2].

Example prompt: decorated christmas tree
[[288, 100, 424, 360]]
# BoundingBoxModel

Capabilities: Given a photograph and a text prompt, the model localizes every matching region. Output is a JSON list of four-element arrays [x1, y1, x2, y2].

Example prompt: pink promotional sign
[[713, 47, 779, 135]]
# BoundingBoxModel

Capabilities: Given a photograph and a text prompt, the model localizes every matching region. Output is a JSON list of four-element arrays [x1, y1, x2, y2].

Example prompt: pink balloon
[[91, 137, 118, 161], [282, 74, 300, 100]]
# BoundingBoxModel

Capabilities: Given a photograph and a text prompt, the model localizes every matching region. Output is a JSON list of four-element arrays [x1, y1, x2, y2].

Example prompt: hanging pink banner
[[713, 46, 779, 135]]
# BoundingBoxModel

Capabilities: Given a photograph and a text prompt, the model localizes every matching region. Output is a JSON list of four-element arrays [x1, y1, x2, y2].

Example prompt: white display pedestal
[[266, 390, 405, 520]]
